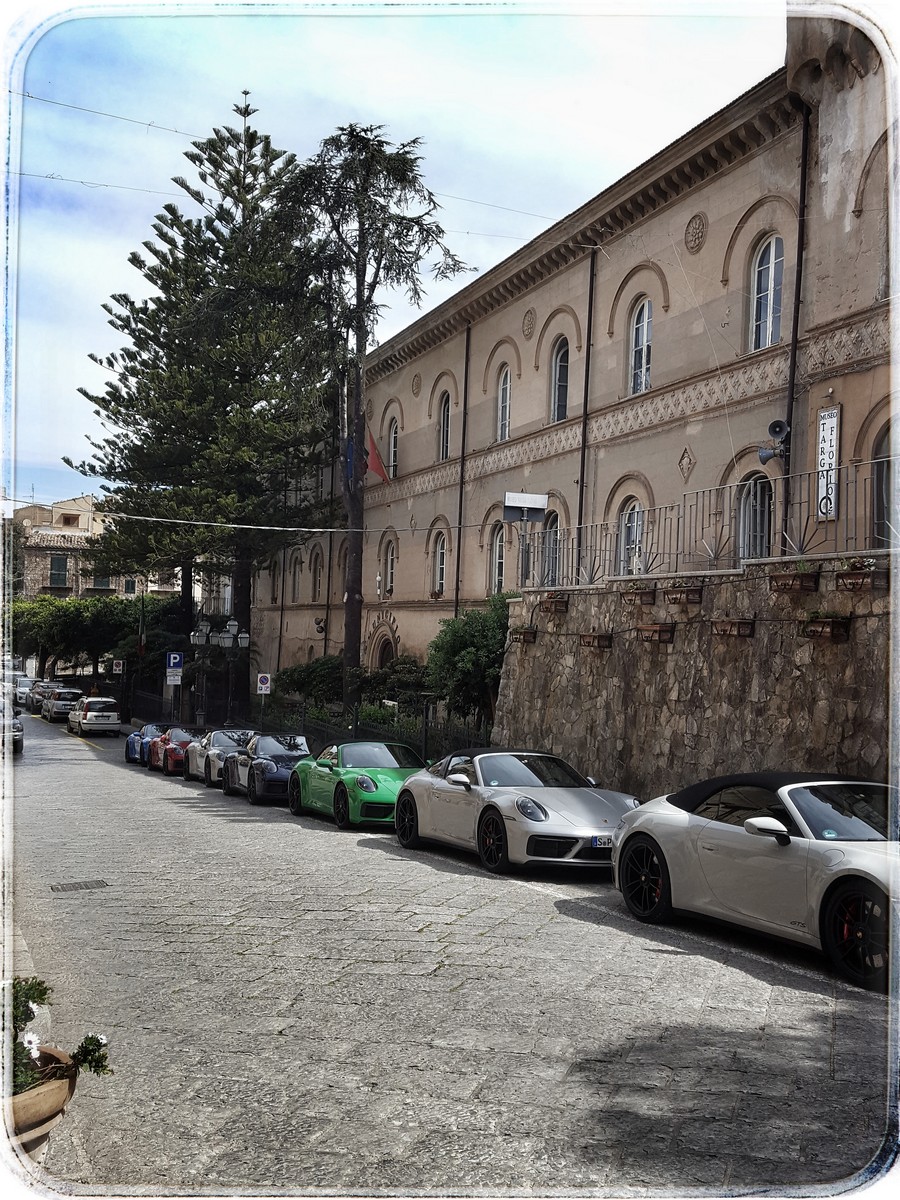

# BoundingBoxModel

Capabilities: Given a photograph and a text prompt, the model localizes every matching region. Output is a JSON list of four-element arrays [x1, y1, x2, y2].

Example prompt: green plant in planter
[[10, 975, 112, 1095]]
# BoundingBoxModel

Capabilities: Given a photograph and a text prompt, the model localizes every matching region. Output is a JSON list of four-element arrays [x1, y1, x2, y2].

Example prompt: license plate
[[591, 835, 612, 848]]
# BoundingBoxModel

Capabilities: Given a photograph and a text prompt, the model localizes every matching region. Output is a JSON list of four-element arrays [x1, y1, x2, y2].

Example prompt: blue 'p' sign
[[167, 651, 184, 670]]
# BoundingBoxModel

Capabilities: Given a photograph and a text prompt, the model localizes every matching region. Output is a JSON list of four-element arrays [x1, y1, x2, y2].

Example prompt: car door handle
[[701, 844, 717, 852]]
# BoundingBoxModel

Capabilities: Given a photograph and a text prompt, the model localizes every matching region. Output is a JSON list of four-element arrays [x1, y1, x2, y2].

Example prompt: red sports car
[[146, 726, 196, 775]]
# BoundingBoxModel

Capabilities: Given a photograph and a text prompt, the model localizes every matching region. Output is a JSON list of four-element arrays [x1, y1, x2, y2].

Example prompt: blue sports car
[[124, 722, 170, 765]]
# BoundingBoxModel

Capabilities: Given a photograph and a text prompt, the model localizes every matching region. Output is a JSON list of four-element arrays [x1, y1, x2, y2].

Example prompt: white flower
[[28, 1001, 38, 1016], [22, 1031, 40, 1060]]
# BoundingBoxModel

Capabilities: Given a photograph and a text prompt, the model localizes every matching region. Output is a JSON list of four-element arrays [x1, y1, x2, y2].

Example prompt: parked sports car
[[394, 748, 639, 872], [146, 726, 196, 774], [183, 728, 256, 786], [610, 771, 896, 991], [124, 722, 170, 765], [222, 733, 311, 803], [288, 740, 427, 828]]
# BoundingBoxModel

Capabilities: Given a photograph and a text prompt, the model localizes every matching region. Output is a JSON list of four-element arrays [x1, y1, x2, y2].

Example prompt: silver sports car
[[394, 747, 638, 872], [610, 771, 896, 991]]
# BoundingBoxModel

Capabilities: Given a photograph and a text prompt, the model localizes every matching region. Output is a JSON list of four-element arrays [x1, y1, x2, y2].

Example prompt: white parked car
[[40, 687, 84, 722], [67, 696, 121, 738], [14, 677, 36, 706], [610, 771, 896, 991], [395, 748, 638, 873], [182, 728, 256, 786]]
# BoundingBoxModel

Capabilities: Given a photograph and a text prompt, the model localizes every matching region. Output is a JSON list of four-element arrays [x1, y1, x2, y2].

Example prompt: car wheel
[[821, 878, 889, 992], [619, 834, 673, 923], [222, 764, 234, 796], [333, 785, 352, 830], [125, 742, 133, 762], [477, 808, 510, 873], [288, 774, 304, 816], [204, 760, 214, 789], [162, 753, 173, 776], [182, 754, 192, 781], [395, 792, 421, 849], [248, 772, 259, 806]]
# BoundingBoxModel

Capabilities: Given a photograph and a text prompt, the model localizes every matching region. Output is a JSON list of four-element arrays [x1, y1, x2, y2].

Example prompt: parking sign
[[257, 673, 271, 695]]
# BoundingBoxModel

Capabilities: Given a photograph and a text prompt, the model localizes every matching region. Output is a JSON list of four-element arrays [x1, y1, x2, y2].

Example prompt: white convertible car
[[394, 747, 638, 872], [610, 771, 896, 990]]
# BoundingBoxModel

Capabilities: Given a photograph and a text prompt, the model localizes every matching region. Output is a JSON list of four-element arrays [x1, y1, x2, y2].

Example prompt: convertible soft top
[[667, 771, 881, 813]]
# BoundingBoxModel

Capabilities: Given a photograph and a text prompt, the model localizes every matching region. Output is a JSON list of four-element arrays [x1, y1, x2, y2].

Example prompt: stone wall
[[493, 562, 891, 802]]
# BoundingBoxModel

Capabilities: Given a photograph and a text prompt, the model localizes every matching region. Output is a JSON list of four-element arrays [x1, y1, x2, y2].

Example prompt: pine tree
[[66, 96, 336, 713]]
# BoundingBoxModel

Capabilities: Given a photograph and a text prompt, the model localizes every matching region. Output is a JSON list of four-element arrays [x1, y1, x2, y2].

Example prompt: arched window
[[751, 234, 784, 351], [631, 299, 652, 394], [378, 639, 395, 669], [542, 512, 560, 586], [382, 541, 396, 597], [311, 551, 323, 603], [438, 392, 451, 461], [432, 532, 447, 596], [387, 417, 399, 479], [873, 425, 895, 548], [551, 339, 569, 422], [737, 474, 773, 560], [497, 365, 511, 442], [291, 556, 301, 604], [490, 524, 505, 594], [616, 498, 644, 575], [269, 560, 279, 606]]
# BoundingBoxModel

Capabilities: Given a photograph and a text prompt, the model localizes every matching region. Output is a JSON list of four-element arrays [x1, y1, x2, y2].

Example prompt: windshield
[[476, 753, 590, 789], [257, 735, 308, 756], [787, 782, 893, 841], [341, 742, 425, 769], [213, 730, 252, 748], [166, 727, 192, 741]]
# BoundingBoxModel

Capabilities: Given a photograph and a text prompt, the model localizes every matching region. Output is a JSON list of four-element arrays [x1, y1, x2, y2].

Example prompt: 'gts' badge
[[790, 921, 807, 929]]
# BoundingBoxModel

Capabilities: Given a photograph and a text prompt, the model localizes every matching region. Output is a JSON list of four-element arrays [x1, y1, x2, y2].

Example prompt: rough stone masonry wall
[[493, 563, 891, 802]]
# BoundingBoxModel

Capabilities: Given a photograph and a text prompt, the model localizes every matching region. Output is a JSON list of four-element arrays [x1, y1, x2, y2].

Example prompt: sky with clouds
[[0, 0, 885, 509]]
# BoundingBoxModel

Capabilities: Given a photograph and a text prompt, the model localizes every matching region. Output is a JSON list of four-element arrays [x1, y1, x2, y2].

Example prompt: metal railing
[[520, 457, 895, 587]]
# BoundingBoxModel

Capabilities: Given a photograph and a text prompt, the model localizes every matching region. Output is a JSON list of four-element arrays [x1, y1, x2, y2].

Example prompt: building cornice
[[365, 70, 801, 384]]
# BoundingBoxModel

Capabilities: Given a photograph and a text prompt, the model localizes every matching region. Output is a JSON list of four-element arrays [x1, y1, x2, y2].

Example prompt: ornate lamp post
[[189, 617, 212, 727], [218, 617, 250, 726]]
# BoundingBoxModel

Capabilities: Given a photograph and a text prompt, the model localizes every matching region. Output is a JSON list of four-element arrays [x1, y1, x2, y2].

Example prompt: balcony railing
[[520, 457, 895, 588]]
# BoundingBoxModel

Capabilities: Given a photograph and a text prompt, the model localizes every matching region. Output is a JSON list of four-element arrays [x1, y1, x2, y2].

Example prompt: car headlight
[[12, 720, 23, 732], [263, 760, 278, 775], [209, 750, 224, 763], [515, 795, 549, 821], [355, 775, 377, 792]]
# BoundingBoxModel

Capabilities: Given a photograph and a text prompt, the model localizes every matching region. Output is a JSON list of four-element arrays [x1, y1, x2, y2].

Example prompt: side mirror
[[744, 816, 791, 846], [447, 772, 471, 790], [316, 759, 333, 770], [586, 775, 597, 786]]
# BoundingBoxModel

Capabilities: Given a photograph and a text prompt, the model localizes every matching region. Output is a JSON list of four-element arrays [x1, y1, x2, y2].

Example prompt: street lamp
[[189, 617, 212, 727], [218, 618, 250, 726]]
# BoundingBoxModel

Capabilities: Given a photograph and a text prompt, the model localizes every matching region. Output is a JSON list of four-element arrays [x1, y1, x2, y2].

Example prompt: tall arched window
[[631, 299, 652, 394], [387, 417, 399, 479], [751, 234, 784, 350], [311, 551, 323, 603], [269, 560, 279, 606], [551, 339, 569, 422], [616, 498, 644, 575], [291, 555, 301, 603], [432, 532, 447, 596], [542, 512, 560, 586], [737, 474, 773, 560], [490, 524, 505, 594], [497, 365, 511, 442], [383, 541, 396, 596], [438, 392, 451, 461], [873, 425, 895, 548]]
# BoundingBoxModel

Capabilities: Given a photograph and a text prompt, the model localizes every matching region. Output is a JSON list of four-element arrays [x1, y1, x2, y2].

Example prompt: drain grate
[[50, 880, 109, 893]]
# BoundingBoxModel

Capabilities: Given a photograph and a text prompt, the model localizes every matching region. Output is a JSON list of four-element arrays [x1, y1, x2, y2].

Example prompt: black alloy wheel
[[332, 785, 352, 830], [821, 878, 889, 992], [248, 771, 259, 805], [222, 763, 234, 796], [288, 774, 304, 816], [477, 809, 510, 874], [124, 741, 132, 762], [204, 760, 213, 789], [619, 835, 673, 923], [395, 792, 421, 849], [182, 753, 192, 781], [162, 753, 173, 776]]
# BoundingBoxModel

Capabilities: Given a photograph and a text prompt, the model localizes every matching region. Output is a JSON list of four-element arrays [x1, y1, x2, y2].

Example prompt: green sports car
[[288, 740, 427, 828]]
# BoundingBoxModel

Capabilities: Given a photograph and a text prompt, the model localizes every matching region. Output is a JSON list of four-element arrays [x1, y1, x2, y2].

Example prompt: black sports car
[[221, 733, 312, 804]]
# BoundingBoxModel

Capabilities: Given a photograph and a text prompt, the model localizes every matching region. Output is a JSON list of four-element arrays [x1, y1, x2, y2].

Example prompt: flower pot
[[801, 617, 852, 643], [664, 585, 703, 606], [511, 627, 537, 644], [10, 1046, 77, 1159], [621, 588, 657, 606], [636, 622, 676, 644], [836, 570, 889, 592], [769, 571, 820, 593]]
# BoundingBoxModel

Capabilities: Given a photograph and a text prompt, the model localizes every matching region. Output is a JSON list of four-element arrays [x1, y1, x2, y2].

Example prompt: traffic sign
[[112, 660, 124, 674], [257, 673, 271, 695], [166, 652, 184, 671]]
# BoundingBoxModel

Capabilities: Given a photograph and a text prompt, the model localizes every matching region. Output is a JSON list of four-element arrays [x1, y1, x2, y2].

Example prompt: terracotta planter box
[[769, 571, 820, 593], [511, 628, 537, 644], [539, 598, 569, 614], [664, 585, 703, 605], [636, 622, 676, 644], [621, 588, 657, 606], [579, 632, 613, 650], [836, 570, 889, 592], [802, 617, 852, 643], [711, 618, 756, 638]]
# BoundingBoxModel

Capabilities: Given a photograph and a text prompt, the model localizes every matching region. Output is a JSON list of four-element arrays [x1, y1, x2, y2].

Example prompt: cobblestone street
[[4, 716, 896, 1195]]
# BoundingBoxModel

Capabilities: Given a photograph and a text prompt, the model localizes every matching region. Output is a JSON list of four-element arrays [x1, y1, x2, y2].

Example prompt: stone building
[[251, 12, 894, 787]]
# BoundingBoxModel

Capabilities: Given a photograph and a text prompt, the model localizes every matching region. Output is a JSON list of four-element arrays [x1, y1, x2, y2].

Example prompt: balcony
[[520, 457, 894, 589]]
